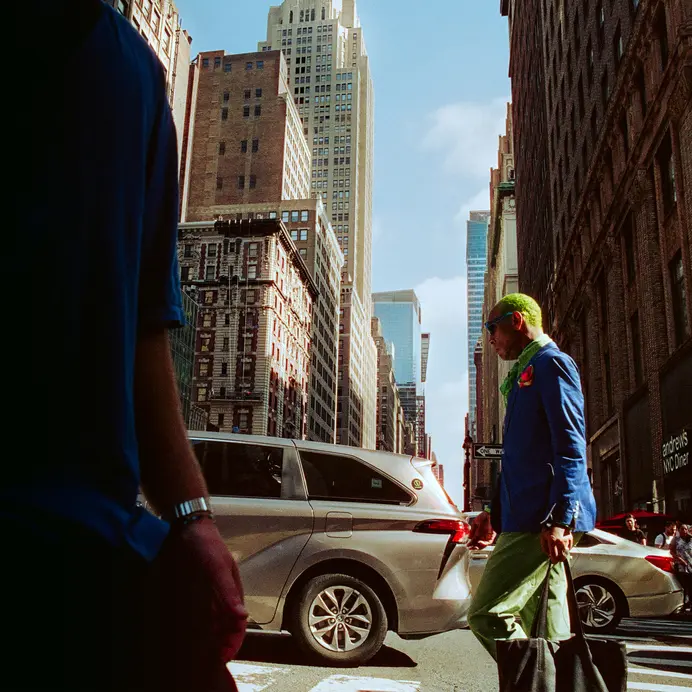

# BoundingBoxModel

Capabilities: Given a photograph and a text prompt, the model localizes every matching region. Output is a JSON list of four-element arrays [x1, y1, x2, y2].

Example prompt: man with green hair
[[468, 293, 596, 659]]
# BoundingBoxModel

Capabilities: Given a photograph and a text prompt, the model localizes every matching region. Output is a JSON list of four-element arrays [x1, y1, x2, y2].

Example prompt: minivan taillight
[[414, 519, 471, 544], [645, 555, 674, 573]]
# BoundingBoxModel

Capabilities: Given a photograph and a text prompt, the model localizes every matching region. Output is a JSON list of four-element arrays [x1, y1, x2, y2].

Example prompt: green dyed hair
[[494, 293, 543, 328]]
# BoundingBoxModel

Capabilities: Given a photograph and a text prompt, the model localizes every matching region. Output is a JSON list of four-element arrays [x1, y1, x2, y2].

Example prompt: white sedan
[[464, 516, 684, 634]]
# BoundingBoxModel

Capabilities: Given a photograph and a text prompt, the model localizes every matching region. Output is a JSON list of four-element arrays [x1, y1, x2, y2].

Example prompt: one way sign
[[472, 443, 503, 459]]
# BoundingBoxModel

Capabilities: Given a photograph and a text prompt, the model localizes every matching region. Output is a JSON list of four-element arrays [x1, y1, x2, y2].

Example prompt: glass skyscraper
[[466, 211, 490, 439], [373, 290, 427, 454]]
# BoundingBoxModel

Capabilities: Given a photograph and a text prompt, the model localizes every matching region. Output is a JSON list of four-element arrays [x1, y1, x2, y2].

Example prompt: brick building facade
[[503, 0, 692, 517], [178, 219, 317, 439], [180, 49, 310, 222]]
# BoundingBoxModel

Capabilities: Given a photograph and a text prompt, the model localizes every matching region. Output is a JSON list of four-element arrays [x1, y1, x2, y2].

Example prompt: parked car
[[170, 433, 472, 665], [463, 512, 683, 633]]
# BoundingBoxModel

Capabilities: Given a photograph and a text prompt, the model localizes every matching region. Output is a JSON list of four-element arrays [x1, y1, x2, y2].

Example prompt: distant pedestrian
[[622, 514, 647, 545], [5, 2, 246, 690], [671, 524, 692, 612], [655, 521, 677, 549], [468, 293, 597, 659]]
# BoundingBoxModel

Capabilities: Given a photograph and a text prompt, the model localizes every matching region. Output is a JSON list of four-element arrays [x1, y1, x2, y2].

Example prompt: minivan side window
[[299, 451, 411, 505], [192, 441, 283, 499]]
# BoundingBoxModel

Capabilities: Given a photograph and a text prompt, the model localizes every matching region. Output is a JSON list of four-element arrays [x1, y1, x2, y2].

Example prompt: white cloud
[[421, 99, 508, 178], [455, 187, 491, 227], [415, 276, 470, 506]]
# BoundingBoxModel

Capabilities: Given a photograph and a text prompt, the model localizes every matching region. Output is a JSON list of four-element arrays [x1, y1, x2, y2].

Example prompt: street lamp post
[[462, 434, 473, 512]]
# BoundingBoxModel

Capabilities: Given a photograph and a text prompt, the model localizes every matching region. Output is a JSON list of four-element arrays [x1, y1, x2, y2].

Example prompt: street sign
[[472, 443, 503, 460]]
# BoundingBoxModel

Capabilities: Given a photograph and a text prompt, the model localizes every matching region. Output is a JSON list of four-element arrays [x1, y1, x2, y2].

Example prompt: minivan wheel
[[289, 573, 388, 666], [574, 578, 624, 634]]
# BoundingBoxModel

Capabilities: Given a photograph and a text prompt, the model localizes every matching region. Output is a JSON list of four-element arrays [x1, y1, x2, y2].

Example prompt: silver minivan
[[188, 432, 472, 665]]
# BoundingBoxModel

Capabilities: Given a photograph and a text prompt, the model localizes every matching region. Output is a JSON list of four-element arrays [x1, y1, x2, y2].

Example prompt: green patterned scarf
[[500, 334, 553, 404]]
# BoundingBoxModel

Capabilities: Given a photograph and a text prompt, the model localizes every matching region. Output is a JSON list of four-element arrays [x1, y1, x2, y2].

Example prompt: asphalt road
[[229, 617, 692, 691]]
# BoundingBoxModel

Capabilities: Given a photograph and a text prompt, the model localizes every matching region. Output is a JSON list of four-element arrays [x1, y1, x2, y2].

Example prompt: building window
[[254, 105, 262, 116], [243, 106, 250, 118], [216, 177, 223, 190], [208, 244, 217, 258], [180, 266, 190, 281], [218, 141, 226, 155], [244, 89, 251, 100], [249, 175, 257, 189], [299, 229, 308, 241], [238, 176, 245, 189], [246, 62, 253, 70], [214, 57, 221, 69], [252, 139, 259, 153], [197, 387, 207, 402], [205, 265, 216, 280], [630, 311, 643, 387], [282, 211, 290, 222], [241, 140, 248, 153], [657, 132, 677, 216], [223, 61, 232, 73], [223, 337, 230, 350], [257, 60, 264, 69], [142, 0, 152, 17], [184, 244, 193, 258], [221, 108, 228, 121], [623, 213, 636, 285], [221, 362, 228, 376], [218, 413, 225, 428], [670, 251, 690, 347], [596, 1, 605, 46], [614, 26, 623, 64], [299, 248, 308, 258], [248, 264, 258, 280], [655, 7, 669, 70], [203, 58, 209, 68], [225, 314, 230, 326], [116, 0, 128, 16], [223, 91, 230, 103], [199, 361, 209, 377], [301, 210, 309, 221], [256, 88, 263, 98], [291, 211, 299, 222]]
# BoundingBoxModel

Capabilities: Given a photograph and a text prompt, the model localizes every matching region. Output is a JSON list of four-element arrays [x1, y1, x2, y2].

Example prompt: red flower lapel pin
[[518, 364, 535, 388]]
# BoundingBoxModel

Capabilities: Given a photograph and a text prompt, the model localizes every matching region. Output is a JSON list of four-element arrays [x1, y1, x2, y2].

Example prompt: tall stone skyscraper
[[259, 0, 377, 449], [466, 211, 490, 440]]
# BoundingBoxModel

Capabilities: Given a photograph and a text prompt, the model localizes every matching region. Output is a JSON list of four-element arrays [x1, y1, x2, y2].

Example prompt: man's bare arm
[[134, 329, 208, 512]]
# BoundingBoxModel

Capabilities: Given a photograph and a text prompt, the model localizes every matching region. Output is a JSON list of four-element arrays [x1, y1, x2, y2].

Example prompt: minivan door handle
[[326, 512, 353, 538]]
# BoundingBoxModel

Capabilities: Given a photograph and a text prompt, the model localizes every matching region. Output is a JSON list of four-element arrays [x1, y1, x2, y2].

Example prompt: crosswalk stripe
[[625, 644, 692, 653], [308, 676, 421, 691], [627, 684, 692, 691], [629, 666, 692, 680], [228, 663, 288, 692]]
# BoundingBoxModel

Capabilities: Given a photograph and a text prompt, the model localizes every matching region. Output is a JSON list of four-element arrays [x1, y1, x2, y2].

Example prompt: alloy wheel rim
[[308, 586, 373, 652], [576, 583, 617, 629]]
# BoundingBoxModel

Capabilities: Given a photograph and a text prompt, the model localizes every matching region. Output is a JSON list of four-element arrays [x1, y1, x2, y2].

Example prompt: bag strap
[[531, 559, 587, 644]]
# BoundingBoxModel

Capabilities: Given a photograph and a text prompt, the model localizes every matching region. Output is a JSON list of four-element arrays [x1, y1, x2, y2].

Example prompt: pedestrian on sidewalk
[[654, 521, 677, 549], [622, 514, 647, 545], [4, 2, 246, 690], [671, 524, 692, 613], [467, 293, 596, 660]]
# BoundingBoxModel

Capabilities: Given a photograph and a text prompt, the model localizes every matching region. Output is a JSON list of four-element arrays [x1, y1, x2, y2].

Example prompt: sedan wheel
[[290, 573, 388, 665], [575, 581, 622, 633]]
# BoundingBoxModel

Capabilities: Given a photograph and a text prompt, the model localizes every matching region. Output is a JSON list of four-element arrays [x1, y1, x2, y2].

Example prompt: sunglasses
[[484, 311, 514, 335]]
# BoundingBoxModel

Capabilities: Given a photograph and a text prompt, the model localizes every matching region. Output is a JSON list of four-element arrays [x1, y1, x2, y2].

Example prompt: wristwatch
[[164, 497, 214, 524]]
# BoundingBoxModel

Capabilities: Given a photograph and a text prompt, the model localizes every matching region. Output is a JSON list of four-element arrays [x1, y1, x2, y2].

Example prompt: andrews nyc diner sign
[[662, 428, 690, 476]]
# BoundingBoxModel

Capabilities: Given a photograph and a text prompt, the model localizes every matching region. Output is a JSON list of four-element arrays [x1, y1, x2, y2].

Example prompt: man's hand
[[173, 517, 248, 661], [540, 525, 573, 564]]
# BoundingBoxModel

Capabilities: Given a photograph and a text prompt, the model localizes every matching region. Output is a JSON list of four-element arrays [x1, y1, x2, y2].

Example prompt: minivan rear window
[[192, 440, 283, 498], [299, 451, 411, 505]]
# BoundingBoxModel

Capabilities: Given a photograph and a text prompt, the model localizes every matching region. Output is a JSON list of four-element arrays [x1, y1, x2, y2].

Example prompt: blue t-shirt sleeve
[[138, 74, 185, 332]]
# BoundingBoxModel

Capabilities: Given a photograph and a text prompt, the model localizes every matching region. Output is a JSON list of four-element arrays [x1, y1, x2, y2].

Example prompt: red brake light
[[645, 555, 674, 573], [414, 519, 471, 544]]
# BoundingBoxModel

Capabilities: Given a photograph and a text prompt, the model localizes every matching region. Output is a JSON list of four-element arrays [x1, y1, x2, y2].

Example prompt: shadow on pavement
[[626, 650, 692, 675], [236, 632, 418, 669]]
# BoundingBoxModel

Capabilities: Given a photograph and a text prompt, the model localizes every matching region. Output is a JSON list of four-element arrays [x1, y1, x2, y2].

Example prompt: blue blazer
[[499, 342, 597, 533]]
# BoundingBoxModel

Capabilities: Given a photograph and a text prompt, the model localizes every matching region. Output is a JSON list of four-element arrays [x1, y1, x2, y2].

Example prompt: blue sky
[[174, 0, 511, 505]]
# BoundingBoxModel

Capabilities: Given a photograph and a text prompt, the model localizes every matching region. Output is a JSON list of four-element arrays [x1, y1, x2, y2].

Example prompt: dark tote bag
[[496, 561, 627, 692]]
